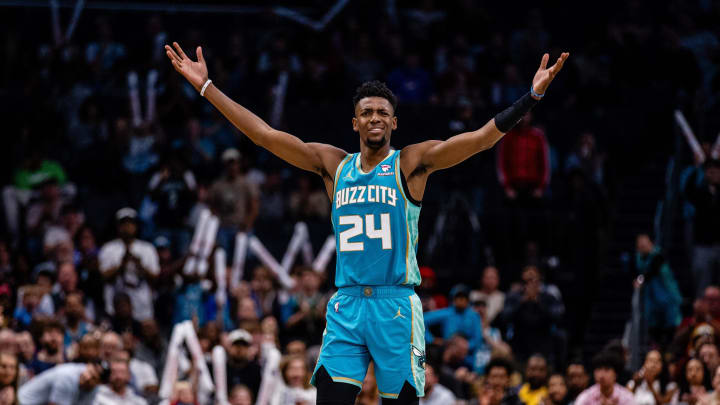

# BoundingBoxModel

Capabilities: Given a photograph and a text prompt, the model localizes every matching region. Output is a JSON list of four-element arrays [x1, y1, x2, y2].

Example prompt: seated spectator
[[281, 267, 327, 346], [417, 266, 448, 311], [700, 343, 720, 378], [626, 350, 675, 405], [543, 374, 569, 405], [631, 233, 682, 345], [421, 362, 456, 405], [170, 380, 197, 405], [519, 354, 549, 405], [564, 132, 606, 188], [16, 331, 35, 368], [472, 299, 510, 374], [53, 261, 96, 322], [439, 334, 474, 398], [470, 357, 522, 405], [565, 362, 589, 403], [0, 352, 18, 405], [29, 320, 65, 375], [269, 354, 316, 405], [700, 365, 720, 405], [62, 292, 92, 348], [424, 284, 485, 354], [229, 384, 253, 405], [108, 292, 142, 336], [121, 331, 158, 397], [677, 358, 712, 404], [226, 329, 262, 399], [684, 159, 720, 296], [250, 266, 282, 320], [74, 225, 105, 319], [574, 351, 637, 405], [92, 357, 148, 405], [99, 332, 123, 362], [499, 266, 564, 363], [134, 320, 166, 374], [470, 266, 505, 325], [17, 362, 102, 405], [13, 285, 43, 328], [75, 334, 100, 363], [99, 208, 159, 322]]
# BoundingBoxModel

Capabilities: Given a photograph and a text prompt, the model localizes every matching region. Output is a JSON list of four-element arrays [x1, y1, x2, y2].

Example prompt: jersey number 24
[[338, 214, 392, 252]]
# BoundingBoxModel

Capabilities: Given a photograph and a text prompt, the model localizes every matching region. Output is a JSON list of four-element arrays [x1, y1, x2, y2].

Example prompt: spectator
[[470, 357, 522, 405], [700, 365, 720, 405], [99, 332, 123, 362], [565, 132, 606, 188], [29, 320, 66, 375], [684, 159, 720, 296], [62, 292, 92, 348], [134, 320, 166, 374], [574, 351, 635, 405], [121, 331, 159, 397], [269, 354, 316, 405], [542, 374, 569, 405], [0, 352, 18, 405], [700, 343, 720, 379], [565, 362, 590, 403], [439, 334, 474, 398], [74, 225, 105, 318], [281, 267, 327, 346], [229, 384, 253, 405], [677, 358, 712, 404], [92, 357, 148, 405], [417, 266, 448, 311], [471, 299, 510, 374], [496, 112, 550, 200], [16, 331, 35, 368], [386, 50, 433, 104], [148, 155, 196, 256], [225, 329, 262, 399], [288, 175, 330, 220], [470, 266, 505, 325], [99, 208, 160, 321], [499, 266, 564, 363], [519, 354, 549, 405], [421, 362, 457, 405], [170, 380, 197, 405], [631, 233, 682, 345], [626, 350, 675, 405], [109, 292, 142, 336], [424, 284, 485, 353], [209, 148, 260, 255], [17, 362, 102, 405]]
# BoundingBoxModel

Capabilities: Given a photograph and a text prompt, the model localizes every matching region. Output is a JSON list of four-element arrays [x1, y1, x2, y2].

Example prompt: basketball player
[[166, 42, 568, 405]]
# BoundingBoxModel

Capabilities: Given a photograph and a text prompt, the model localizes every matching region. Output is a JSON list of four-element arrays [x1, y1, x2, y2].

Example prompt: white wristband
[[200, 79, 212, 97]]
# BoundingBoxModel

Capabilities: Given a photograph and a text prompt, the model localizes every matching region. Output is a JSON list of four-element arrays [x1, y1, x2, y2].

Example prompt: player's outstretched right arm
[[165, 42, 346, 178]]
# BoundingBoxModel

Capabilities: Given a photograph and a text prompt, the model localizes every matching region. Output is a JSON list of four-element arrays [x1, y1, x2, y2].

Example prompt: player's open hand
[[165, 42, 208, 92], [531, 52, 569, 98]]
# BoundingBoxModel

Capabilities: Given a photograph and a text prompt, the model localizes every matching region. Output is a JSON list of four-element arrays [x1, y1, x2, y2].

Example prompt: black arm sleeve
[[494, 92, 539, 133]]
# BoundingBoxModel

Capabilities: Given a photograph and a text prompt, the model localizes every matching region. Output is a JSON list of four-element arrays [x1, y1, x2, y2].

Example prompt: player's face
[[353, 97, 397, 150]]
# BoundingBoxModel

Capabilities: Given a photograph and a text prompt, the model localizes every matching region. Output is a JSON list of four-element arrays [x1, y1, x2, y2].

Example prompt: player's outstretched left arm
[[403, 52, 569, 174]]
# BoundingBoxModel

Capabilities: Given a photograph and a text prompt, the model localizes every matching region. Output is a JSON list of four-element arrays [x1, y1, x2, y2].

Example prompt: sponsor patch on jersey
[[377, 166, 395, 177]]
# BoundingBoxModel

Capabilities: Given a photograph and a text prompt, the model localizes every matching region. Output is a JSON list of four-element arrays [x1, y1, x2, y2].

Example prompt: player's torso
[[331, 150, 421, 287]]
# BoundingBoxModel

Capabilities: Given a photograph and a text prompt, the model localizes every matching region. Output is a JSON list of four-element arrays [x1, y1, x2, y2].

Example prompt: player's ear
[[352, 117, 359, 132], [391, 116, 397, 130]]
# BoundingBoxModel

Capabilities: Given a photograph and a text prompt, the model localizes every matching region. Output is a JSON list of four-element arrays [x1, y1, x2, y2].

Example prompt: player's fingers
[[173, 41, 189, 60], [165, 46, 180, 62], [196, 46, 205, 64], [551, 52, 569, 74], [539, 53, 549, 71]]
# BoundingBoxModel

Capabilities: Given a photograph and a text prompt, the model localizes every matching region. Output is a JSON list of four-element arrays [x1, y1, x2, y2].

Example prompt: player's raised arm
[[165, 42, 346, 178], [404, 52, 569, 174]]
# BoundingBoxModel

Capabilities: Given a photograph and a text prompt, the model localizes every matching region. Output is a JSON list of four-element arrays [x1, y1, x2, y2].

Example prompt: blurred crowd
[[0, 0, 719, 404]]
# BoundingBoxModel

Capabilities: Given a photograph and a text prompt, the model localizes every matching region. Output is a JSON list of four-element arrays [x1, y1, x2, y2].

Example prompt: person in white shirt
[[17, 362, 102, 405], [470, 266, 505, 324], [420, 363, 456, 405], [92, 358, 147, 405], [270, 355, 317, 405], [98, 208, 159, 321]]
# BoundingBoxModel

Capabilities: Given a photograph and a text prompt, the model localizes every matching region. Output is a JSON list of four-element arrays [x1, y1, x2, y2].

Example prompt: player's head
[[352, 81, 398, 150]]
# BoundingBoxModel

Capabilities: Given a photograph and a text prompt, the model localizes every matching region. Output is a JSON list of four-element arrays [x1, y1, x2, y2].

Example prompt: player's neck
[[358, 145, 392, 172]]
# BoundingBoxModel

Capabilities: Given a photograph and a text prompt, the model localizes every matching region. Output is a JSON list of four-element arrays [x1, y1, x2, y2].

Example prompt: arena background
[[0, 1, 719, 404]]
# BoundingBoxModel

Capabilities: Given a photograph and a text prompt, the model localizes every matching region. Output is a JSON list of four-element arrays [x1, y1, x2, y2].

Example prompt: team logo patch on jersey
[[412, 346, 426, 369], [377, 164, 394, 176]]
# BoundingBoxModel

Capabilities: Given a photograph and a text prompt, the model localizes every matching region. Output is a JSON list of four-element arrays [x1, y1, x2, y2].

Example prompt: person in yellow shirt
[[518, 355, 549, 405]]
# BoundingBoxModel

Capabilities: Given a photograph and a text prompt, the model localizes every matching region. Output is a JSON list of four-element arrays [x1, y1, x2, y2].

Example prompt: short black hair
[[486, 357, 515, 376], [352, 80, 398, 113], [591, 350, 624, 375]]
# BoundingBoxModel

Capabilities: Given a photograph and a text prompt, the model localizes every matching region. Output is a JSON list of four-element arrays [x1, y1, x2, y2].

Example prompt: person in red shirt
[[496, 112, 550, 199]]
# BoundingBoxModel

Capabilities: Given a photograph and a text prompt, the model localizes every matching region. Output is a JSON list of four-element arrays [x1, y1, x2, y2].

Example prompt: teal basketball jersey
[[331, 149, 421, 287]]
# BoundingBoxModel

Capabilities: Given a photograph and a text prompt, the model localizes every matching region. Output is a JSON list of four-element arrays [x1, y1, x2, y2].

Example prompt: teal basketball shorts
[[310, 285, 426, 399]]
